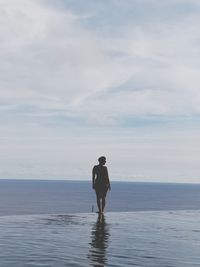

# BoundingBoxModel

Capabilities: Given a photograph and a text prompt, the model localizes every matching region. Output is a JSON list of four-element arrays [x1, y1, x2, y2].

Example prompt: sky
[[0, 0, 200, 183]]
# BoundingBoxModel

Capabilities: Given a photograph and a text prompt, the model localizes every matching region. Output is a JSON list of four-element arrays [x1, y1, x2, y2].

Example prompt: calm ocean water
[[0, 180, 200, 215], [0, 180, 200, 267]]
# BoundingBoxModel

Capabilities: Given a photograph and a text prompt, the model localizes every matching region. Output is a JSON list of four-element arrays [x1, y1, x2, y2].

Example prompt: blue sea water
[[0, 180, 200, 267], [0, 180, 200, 215]]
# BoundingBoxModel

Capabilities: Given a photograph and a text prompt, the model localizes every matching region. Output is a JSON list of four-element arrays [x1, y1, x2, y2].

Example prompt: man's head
[[98, 156, 106, 165]]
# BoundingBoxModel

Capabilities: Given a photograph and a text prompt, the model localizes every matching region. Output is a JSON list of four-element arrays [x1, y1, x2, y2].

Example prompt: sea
[[0, 180, 200, 267]]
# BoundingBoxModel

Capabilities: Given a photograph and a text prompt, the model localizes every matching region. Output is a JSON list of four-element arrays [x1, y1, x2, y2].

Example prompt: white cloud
[[1, 0, 200, 182], [0, 0, 134, 120], [1, 0, 200, 122], [0, 119, 200, 182]]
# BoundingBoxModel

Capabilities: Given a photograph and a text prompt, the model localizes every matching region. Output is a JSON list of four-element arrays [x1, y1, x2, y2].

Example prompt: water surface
[[0, 211, 199, 267], [0, 180, 200, 266], [0, 180, 200, 215]]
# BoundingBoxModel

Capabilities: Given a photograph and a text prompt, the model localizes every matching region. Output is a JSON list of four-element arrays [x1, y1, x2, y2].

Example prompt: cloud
[[0, 0, 134, 122], [1, 0, 200, 182], [0, 117, 200, 182], [1, 0, 200, 125]]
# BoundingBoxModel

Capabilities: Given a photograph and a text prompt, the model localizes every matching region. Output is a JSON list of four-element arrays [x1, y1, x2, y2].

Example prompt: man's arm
[[105, 167, 111, 190], [92, 166, 96, 189]]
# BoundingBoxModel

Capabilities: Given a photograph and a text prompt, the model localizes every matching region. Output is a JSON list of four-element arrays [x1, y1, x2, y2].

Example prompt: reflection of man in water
[[88, 213, 110, 266], [92, 156, 111, 214]]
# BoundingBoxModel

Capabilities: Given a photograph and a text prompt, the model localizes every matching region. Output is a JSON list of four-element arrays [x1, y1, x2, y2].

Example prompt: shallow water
[[0, 210, 200, 267]]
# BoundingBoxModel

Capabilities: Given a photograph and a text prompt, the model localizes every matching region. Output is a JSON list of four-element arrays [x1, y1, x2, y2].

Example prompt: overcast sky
[[0, 0, 200, 183]]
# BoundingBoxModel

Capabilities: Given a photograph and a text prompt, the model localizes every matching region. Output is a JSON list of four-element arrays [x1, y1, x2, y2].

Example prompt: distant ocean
[[0, 179, 200, 215], [0, 180, 200, 267]]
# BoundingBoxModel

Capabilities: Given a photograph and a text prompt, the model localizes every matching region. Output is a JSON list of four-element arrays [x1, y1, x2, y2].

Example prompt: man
[[92, 156, 111, 213]]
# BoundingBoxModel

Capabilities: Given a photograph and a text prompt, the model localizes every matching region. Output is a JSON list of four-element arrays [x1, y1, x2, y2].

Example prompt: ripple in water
[[0, 211, 200, 266]]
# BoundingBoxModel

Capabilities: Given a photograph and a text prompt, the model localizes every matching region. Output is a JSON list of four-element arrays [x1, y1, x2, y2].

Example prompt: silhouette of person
[[88, 213, 110, 266], [92, 156, 111, 213]]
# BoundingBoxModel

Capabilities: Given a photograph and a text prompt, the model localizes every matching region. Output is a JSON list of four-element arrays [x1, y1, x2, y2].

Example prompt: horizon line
[[0, 178, 199, 185]]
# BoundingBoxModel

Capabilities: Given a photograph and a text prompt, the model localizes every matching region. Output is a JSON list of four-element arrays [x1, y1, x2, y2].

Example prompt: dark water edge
[[0, 179, 200, 216], [0, 210, 200, 267]]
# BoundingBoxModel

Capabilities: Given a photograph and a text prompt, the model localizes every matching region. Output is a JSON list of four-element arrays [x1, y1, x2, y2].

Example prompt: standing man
[[92, 156, 111, 213]]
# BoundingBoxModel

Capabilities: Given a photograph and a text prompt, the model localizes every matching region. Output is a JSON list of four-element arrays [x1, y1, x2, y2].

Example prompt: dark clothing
[[93, 165, 109, 197], [95, 184, 108, 198]]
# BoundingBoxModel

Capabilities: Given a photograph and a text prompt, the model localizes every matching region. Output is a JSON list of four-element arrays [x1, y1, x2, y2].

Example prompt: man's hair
[[98, 156, 106, 162]]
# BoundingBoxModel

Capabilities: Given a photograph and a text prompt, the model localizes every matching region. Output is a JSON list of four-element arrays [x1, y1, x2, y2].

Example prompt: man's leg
[[102, 196, 106, 213], [102, 188, 109, 213], [96, 193, 101, 213]]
